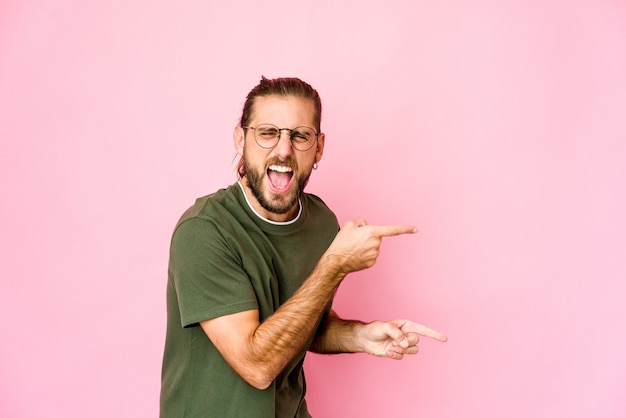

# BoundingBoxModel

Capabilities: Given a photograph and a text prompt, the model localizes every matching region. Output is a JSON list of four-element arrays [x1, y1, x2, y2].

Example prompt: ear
[[234, 126, 245, 155], [314, 132, 325, 164]]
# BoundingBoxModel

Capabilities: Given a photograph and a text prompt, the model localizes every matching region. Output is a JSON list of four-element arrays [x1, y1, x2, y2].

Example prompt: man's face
[[234, 95, 325, 222]]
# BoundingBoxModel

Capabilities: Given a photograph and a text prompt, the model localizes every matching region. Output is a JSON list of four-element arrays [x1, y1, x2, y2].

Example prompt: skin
[[200, 95, 447, 390]]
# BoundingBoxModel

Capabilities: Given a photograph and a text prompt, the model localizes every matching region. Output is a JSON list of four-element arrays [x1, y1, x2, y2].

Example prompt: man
[[160, 76, 447, 417]]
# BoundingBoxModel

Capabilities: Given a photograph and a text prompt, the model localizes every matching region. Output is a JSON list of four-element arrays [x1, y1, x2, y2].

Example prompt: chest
[[239, 228, 333, 319]]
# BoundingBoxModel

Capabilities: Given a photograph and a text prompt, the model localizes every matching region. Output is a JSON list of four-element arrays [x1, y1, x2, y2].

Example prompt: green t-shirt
[[160, 183, 339, 418]]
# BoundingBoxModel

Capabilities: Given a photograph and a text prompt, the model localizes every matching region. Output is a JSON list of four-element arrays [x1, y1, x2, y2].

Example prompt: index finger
[[368, 225, 418, 237], [406, 323, 448, 342]]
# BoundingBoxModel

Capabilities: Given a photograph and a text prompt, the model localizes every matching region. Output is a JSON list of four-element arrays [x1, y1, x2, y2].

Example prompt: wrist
[[351, 320, 370, 353], [317, 253, 349, 282]]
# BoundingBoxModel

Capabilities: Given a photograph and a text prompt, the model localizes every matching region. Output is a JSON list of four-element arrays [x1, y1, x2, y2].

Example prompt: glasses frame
[[243, 123, 320, 151]]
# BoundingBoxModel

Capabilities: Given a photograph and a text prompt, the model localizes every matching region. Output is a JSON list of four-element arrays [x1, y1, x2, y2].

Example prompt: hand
[[357, 319, 447, 360], [325, 219, 418, 274]]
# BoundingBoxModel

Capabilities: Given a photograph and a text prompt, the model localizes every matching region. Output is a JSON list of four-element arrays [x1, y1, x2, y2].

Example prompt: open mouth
[[267, 164, 294, 191]]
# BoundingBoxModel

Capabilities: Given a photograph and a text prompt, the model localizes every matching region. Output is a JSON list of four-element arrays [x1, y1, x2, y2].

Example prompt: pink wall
[[1, 1, 625, 417]]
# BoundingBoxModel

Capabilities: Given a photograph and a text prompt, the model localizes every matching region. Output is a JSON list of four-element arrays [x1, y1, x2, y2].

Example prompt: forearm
[[244, 255, 347, 386], [309, 310, 366, 354]]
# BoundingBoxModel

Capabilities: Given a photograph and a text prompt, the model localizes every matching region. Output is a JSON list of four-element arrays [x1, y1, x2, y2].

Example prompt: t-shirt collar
[[237, 181, 302, 226]]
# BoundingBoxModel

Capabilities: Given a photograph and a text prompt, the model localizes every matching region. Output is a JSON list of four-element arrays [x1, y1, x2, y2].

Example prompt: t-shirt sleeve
[[169, 217, 259, 328]]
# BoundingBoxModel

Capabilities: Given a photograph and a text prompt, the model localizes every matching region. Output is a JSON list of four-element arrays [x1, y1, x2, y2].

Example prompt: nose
[[273, 130, 294, 159]]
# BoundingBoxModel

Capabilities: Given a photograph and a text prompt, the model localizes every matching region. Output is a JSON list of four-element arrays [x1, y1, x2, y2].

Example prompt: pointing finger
[[368, 225, 419, 237], [404, 322, 448, 342]]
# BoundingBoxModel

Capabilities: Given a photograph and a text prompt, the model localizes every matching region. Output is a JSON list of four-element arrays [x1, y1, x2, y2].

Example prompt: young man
[[160, 77, 447, 418]]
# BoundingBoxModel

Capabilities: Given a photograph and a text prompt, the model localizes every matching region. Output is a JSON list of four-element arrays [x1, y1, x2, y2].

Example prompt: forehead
[[250, 95, 316, 127]]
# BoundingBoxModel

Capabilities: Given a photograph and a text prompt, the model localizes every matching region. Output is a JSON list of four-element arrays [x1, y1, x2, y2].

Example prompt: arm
[[310, 310, 448, 359], [200, 220, 417, 389], [200, 254, 345, 390]]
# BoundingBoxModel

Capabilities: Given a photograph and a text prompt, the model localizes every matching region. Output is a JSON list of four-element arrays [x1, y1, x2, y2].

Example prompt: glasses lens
[[290, 127, 316, 151], [254, 124, 280, 148]]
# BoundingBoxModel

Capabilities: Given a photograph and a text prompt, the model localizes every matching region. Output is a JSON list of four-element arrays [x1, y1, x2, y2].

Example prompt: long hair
[[236, 76, 323, 178]]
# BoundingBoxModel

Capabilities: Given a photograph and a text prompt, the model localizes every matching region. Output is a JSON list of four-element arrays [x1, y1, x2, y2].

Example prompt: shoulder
[[174, 185, 243, 227], [169, 186, 248, 265], [301, 192, 339, 231], [169, 185, 249, 245], [303, 192, 335, 215], [303, 192, 333, 212]]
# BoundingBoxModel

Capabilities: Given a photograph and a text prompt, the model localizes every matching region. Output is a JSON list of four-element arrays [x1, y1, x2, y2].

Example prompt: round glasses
[[243, 123, 319, 151]]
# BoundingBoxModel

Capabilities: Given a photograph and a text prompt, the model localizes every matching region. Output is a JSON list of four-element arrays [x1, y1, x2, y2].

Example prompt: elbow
[[249, 378, 272, 391], [239, 367, 275, 390], [225, 343, 280, 390]]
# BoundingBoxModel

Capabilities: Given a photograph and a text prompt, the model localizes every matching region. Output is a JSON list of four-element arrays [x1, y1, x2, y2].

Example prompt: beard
[[243, 153, 312, 215]]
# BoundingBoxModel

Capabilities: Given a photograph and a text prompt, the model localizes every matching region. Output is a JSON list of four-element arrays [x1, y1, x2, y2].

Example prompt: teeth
[[268, 165, 293, 173]]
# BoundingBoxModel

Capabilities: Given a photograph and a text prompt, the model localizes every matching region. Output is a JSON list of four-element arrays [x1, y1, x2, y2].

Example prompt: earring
[[313, 162, 318, 170]]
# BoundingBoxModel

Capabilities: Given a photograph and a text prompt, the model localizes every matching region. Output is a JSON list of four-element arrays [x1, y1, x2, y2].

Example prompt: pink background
[[1, 1, 625, 417]]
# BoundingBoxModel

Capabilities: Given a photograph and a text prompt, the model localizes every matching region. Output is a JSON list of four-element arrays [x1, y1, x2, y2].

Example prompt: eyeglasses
[[243, 123, 319, 151]]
